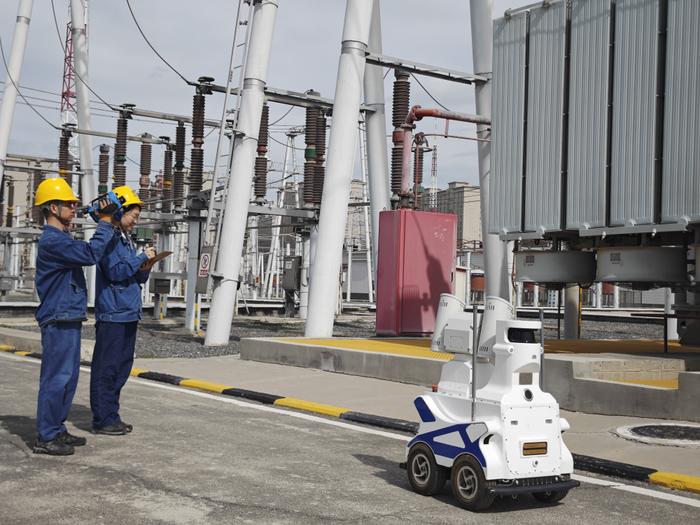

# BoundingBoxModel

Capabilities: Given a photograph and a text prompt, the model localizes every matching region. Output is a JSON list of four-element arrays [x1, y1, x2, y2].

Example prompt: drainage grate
[[615, 423, 700, 447], [629, 425, 700, 441]]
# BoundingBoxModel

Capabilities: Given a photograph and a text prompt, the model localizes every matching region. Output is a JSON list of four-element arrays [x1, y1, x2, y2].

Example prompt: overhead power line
[[0, 35, 59, 131], [410, 73, 451, 112], [125, 0, 192, 85]]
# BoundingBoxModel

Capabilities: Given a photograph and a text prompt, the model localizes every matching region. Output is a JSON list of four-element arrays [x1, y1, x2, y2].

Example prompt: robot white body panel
[[405, 297, 578, 510]]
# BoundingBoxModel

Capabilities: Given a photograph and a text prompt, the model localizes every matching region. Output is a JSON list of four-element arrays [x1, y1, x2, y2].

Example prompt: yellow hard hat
[[112, 185, 144, 209], [34, 177, 79, 206]]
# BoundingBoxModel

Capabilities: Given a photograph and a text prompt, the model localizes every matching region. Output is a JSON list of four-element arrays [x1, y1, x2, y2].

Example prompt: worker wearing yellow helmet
[[33, 177, 116, 456], [91, 185, 155, 435]]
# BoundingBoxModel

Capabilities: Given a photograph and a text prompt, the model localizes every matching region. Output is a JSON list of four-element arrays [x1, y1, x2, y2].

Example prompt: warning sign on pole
[[198, 252, 211, 278]]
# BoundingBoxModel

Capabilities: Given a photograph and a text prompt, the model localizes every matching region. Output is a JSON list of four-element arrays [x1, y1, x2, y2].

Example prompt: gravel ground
[[0, 311, 666, 359]]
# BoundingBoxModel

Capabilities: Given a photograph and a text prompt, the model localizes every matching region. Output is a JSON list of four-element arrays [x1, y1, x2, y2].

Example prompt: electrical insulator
[[413, 146, 424, 209], [113, 114, 128, 188], [254, 104, 270, 202], [58, 126, 73, 187], [391, 71, 411, 200], [139, 140, 152, 207], [98, 144, 110, 194], [161, 140, 173, 213], [32, 169, 44, 224], [173, 122, 186, 209], [313, 114, 327, 205]]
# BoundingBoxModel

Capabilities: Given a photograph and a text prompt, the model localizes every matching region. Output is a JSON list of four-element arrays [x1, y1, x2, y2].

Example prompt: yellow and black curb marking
[[2, 343, 700, 495]]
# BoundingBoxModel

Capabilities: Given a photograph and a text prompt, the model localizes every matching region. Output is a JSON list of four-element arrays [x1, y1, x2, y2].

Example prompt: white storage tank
[[596, 246, 687, 283], [514, 251, 596, 283]]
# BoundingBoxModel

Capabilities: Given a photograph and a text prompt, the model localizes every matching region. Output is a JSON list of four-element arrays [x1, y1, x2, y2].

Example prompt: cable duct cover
[[515, 251, 596, 284], [596, 246, 687, 284]]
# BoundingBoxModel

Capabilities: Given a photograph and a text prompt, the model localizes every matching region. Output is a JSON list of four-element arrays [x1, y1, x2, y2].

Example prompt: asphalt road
[[1, 352, 698, 524]]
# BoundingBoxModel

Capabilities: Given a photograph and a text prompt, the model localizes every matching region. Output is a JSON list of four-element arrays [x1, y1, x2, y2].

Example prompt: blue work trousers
[[90, 321, 137, 429], [36, 321, 82, 441]]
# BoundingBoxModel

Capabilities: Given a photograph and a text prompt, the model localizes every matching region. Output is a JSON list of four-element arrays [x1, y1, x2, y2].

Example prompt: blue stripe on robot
[[414, 397, 436, 422], [408, 424, 487, 468]]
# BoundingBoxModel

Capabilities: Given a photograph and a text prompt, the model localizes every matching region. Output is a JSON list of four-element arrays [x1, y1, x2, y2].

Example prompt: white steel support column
[[0, 0, 34, 203], [69, 0, 95, 203], [595, 282, 603, 308], [358, 123, 374, 303], [469, 0, 510, 302], [665, 287, 678, 340], [69, 0, 98, 304], [362, 0, 389, 274], [185, 220, 200, 332], [305, 0, 374, 337], [205, 0, 278, 346], [564, 284, 580, 339]]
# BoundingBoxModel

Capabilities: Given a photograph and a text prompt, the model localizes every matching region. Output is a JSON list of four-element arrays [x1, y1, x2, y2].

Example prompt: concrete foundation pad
[[240, 336, 700, 422]]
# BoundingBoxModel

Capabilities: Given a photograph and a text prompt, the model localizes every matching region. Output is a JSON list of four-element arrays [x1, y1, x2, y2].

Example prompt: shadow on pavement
[[353, 453, 563, 513], [0, 414, 36, 448]]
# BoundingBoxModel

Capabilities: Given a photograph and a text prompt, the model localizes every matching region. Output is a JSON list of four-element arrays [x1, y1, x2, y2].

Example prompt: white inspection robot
[[402, 295, 579, 510]]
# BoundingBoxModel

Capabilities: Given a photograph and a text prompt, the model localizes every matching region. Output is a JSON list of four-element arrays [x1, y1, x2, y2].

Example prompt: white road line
[[573, 474, 700, 508], [3, 351, 700, 508]]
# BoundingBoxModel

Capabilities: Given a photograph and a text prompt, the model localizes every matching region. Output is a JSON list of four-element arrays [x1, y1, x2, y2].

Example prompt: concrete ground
[[133, 354, 700, 477], [1, 352, 699, 524]]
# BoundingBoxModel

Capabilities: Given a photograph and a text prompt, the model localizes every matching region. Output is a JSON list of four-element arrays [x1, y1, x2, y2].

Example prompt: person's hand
[[144, 246, 156, 259], [96, 197, 116, 222]]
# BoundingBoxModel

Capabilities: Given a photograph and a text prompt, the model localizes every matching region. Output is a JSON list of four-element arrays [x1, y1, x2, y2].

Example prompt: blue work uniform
[[34, 220, 113, 442], [91, 229, 150, 429]]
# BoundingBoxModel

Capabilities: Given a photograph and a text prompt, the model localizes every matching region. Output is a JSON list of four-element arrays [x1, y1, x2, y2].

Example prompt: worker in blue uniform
[[33, 177, 115, 456], [91, 186, 155, 435]]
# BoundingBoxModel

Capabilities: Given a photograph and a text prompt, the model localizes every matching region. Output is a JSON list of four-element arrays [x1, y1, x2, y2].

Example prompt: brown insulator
[[5, 181, 14, 227], [413, 146, 424, 209], [173, 122, 186, 208], [305, 106, 319, 144], [139, 141, 152, 205], [254, 156, 268, 200], [192, 93, 205, 145], [312, 165, 325, 206], [313, 114, 327, 205], [98, 144, 110, 194], [258, 104, 269, 150], [189, 148, 204, 194], [315, 114, 326, 158], [161, 144, 173, 213], [392, 71, 411, 128], [303, 161, 315, 206], [113, 116, 128, 187], [58, 127, 73, 187], [391, 146, 403, 195], [32, 169, 44, 224], [413, 146, 424, 190]]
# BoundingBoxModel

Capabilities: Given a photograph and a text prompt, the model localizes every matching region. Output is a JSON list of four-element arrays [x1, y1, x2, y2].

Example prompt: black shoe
[[92, 423, 127, 436], [33, 437, 75, 456], [58, 431, 87, 447], [119, 422, 133, 433]]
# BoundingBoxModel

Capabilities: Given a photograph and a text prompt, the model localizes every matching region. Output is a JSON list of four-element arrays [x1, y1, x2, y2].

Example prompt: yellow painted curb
[[615, 378, 679, 389], [130, 368, 149, 377], [0, 344, 17, 352], [274, 397, 350, 418], [179, 379, 230, 394], [14, 351, 31, 356], [649, 471, 700, 494]]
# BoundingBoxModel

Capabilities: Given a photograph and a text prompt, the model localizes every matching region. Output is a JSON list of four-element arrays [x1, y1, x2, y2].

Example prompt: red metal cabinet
[[376, 209, 457, 336]]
